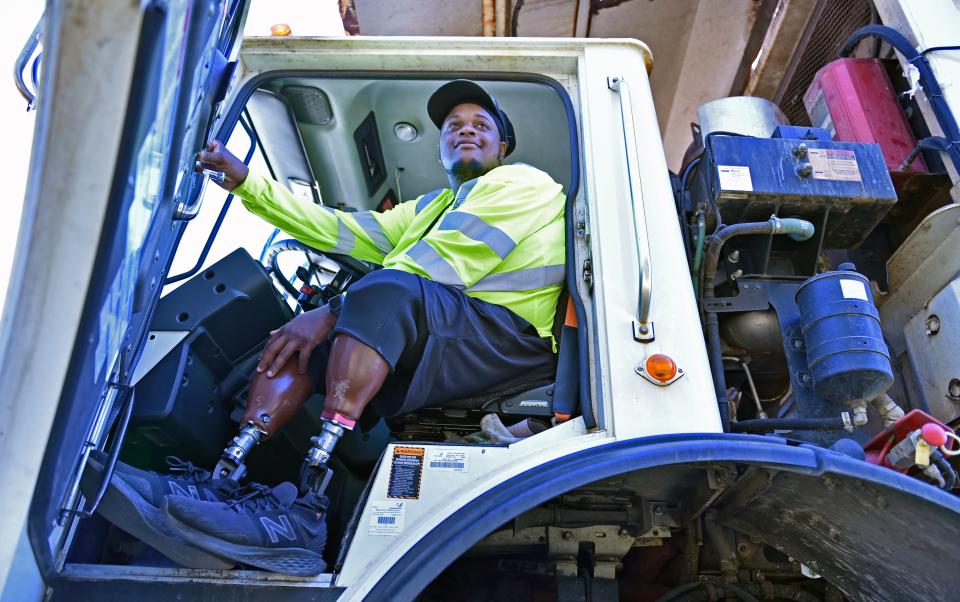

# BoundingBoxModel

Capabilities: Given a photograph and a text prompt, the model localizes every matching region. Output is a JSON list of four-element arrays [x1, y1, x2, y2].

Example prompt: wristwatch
[[327, 293, 344, 316]]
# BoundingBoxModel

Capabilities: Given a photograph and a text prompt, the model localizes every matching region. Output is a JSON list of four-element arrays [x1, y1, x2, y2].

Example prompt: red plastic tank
[[804, 57, 925, 172]]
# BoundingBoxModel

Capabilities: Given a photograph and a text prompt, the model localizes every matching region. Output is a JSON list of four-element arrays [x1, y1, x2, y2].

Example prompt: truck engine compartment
[[413, 35, 960, 601]]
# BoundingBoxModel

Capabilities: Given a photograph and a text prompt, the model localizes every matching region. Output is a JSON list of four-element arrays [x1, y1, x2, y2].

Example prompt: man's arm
[[234, 172, 417, 263], [197, 141, 415, 263]]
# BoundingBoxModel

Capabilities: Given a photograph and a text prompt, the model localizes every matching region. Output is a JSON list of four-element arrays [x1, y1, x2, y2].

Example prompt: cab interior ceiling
[[245, 76, 573, 210]]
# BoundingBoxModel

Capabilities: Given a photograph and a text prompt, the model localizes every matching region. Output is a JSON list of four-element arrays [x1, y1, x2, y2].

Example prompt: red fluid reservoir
[[804, 58, 925, 172]]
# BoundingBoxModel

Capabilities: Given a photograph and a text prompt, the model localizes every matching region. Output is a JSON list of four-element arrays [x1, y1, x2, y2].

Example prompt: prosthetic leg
[[215, 333, 386, 489], [298, 410, 355, 495], [214, 360, 354, 494], [214, 362, 315, 481]]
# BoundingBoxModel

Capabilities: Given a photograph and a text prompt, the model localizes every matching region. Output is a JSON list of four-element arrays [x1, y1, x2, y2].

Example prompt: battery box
[[696, 135, 897, 249]]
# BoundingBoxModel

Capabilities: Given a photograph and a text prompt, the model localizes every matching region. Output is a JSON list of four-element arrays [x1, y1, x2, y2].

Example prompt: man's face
[[439, 102, 508, 178]]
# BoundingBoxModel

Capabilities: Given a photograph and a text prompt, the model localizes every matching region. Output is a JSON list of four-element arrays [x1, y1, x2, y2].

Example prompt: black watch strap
[[327, 293, 344, 315]]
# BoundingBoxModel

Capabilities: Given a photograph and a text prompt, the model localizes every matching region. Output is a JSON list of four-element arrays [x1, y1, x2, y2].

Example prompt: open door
[[0, 0, 250, 585]]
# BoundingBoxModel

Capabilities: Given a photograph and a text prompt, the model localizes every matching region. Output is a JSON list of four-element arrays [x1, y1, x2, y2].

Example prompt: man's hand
[[195, 140, 249, 191], [258, 306, 338, 377]]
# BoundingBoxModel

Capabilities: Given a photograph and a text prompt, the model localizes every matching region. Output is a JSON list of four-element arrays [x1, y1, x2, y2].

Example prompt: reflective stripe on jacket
[[233, 163, 566, 347]]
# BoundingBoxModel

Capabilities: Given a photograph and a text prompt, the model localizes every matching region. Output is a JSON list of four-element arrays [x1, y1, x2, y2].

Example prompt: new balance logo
[[260, 515, 297, 544], [168, 482, 201, 500]]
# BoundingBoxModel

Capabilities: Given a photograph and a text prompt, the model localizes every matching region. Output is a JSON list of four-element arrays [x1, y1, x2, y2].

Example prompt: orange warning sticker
[[388, 446, 424, 500]]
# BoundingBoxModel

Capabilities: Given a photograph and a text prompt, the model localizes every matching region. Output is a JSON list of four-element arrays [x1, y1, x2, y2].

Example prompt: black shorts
[[308, 269, 555, 419]]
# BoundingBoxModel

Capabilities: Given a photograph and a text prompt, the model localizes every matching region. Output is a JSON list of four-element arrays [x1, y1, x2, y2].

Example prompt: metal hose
[[702, 218, 815, 296]]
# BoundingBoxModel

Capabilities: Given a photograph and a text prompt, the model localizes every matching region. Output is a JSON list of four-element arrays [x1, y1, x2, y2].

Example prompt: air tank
[[697, 96, 788, 140], [795, 264, 893, 404]]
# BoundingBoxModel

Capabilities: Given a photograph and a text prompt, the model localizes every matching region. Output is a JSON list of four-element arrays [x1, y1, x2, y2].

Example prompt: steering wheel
[[260, 239, 373, 299]]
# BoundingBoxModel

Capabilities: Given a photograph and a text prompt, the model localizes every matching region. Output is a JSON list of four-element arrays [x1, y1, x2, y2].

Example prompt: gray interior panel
[[245, 89, 320, 202]]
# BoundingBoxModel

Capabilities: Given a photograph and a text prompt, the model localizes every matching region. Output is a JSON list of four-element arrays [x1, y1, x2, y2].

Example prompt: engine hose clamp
[[769, 214, 782, 234], [842, 412, 854, 432]]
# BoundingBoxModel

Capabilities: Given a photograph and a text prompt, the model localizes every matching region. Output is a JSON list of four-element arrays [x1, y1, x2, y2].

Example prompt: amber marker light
[[645, 354, 678, 383], [271, 23, 292, 36]]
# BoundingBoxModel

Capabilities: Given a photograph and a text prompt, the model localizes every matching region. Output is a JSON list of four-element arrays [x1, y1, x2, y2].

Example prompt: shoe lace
[[224, 483, 287, 513], [164, 456, 212, 482]]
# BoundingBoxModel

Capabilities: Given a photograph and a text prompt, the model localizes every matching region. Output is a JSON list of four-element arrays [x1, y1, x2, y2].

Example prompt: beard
[[448, 158, 497, 183]]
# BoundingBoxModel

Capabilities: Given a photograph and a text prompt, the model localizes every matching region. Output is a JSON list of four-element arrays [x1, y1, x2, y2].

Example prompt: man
[[85, 80, 566, 575]]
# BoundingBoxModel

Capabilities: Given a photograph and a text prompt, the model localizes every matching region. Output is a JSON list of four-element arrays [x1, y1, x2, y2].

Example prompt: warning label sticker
[[429, 450, 469, 472], [388, 446, 424, 499], [717, 165, 753, 192], [368, 501, 405, 536], [808, 148, 862, 182], [840, 279, 868, 301]]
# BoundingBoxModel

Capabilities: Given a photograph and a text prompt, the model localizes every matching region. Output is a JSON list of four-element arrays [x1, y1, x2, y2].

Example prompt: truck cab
[[3, 2, 960, 600]]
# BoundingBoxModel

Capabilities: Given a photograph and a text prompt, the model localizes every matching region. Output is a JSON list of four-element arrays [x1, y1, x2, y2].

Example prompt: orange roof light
[[645, 354, 678, 383], [271, 23, 292, 36]]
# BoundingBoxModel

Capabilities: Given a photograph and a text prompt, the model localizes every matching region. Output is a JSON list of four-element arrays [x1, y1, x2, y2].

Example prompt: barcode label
[[368, 501, 404, 536], [429, 450, 468, 472]]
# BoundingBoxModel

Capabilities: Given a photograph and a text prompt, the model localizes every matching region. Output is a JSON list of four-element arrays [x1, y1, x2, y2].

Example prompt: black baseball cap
[[427, 79, 516, 156]]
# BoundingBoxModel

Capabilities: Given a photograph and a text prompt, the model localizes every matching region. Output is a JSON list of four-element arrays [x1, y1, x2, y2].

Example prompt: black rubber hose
[[701, 221, 787, 433], [655, 582, 702, 602], [668, 583, 759, 602], [703, 510, 738, 580], [701, 218, 813, 432], [724, 584, 760, 602], [661, 579, 818, 602], [922, 45, 960, 56], [742, 583, 821, 602], [732, 415, 848, 434], [932, 450, 958, 490], [706, 312, 730, 432], [703, 221, 798, 293], [510, 0, 526, 36]]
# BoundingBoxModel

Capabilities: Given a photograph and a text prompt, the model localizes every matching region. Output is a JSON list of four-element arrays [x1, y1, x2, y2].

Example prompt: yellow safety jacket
[[233, 163, 566, 348]]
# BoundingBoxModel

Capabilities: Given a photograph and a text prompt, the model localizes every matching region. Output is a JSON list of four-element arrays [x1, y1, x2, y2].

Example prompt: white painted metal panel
[[0, 1, 144, 592], [878, 204, 960, 354], [580, 44, 721, 439], [904, 279, 960, 423], [337, 419, 605, 598]]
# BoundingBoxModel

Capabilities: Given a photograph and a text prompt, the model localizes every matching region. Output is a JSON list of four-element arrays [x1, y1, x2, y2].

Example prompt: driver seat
[[387, 292, 580, 440]]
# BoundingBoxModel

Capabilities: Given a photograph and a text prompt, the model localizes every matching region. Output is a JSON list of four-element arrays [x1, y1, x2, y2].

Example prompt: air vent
[[283, 85, 334, 125], [774, 0, 873, 126]]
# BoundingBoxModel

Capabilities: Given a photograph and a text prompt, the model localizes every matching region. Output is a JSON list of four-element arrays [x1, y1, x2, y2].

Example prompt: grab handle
[[608, 76, 654, 342]]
